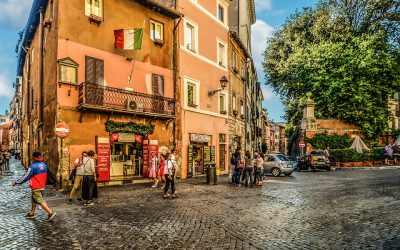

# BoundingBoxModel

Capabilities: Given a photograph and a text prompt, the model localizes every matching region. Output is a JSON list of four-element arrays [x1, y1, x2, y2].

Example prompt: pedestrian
[[158, 154, 166, 189], [0, 153, 4, 176], [244, 151, 255, 187], [11, 151, 57, 221], [149, 152, 159, 188], [68, 151, 87, 204], [229, 152, 237, 183], [4, 150, 11, 170], [163, 153, 176, 198], [384, 143, 393, 165], [235, 151, 244, 186], [254, 152, 264, 186], [82, 150, 97, 205]]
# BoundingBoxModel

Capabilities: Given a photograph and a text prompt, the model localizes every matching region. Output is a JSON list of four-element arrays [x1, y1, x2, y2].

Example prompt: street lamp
[[208, 76, 228, 97]]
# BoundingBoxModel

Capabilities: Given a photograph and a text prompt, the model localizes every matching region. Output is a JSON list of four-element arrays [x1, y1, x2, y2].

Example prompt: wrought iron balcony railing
[[78, 83, 175, 118]]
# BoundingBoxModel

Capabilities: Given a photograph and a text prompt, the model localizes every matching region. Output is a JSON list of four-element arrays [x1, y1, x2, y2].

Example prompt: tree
[[264, 0, 400, 142]]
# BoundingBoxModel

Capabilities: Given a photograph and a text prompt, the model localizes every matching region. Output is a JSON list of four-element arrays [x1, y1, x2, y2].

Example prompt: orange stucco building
[[18, 0, 181, 186], [175, 0, 231, 177]]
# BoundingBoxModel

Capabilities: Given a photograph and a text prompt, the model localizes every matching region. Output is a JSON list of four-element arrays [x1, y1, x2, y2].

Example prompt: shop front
[[187, 133, 215, 177], [96, 133, 159, 182]]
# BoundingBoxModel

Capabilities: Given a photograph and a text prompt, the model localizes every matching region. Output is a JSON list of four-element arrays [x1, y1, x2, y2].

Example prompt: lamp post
[[208, 76, 228, 97]]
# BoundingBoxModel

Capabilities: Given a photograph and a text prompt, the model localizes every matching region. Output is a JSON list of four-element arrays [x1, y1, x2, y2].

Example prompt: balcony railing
[[78, 83, 175, 118]]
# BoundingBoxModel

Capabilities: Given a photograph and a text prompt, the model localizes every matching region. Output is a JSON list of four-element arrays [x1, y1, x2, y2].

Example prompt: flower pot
[[335, 162, 341, 167], [363, 161, 372, 166], [353, 162, 363, 167], [373, 160, 383, 165]]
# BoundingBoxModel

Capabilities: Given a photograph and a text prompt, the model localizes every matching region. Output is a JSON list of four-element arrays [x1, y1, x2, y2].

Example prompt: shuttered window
[[85, 56, 104, 85], [152, 74, 164, 96]]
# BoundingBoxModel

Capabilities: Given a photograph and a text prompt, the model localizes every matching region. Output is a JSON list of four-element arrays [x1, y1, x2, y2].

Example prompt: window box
[[89, 14, 103, 24], [188, 102, 198, 108], [220, 110, 227, 115], [153, 39, 164, 46], [233, 110, 239, 116]]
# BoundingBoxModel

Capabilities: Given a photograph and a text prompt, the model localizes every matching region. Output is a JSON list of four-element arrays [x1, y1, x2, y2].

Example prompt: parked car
[[286, 156, 298, 171], [263, 154, 294, 177], [297, 151, 331, 172]]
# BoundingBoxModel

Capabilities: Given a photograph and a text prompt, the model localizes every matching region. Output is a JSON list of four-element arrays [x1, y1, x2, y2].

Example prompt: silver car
[[263, 154, 294, 177]]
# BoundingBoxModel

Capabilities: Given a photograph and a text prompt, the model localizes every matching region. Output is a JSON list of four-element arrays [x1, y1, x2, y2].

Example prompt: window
[[185, 22, 197, 52], [85, 56, 104, 86], [219, 92, 227, 114], [59, 58, 78, 84], [240, 60, 245, 78], [232, 50, 237, 69], [232, 94, 237, 111], [85, 0, 103, 18], [187, 82, 197, 107], [218, 4, 224, 22], [240, 100, 244, 115], [152, 74, 165, 96], [150, 20, 164, 40], [218, 42, 226, 67]]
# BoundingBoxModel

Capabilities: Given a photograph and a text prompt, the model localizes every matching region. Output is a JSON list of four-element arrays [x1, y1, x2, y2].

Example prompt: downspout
[[38, 8, 44, 146]]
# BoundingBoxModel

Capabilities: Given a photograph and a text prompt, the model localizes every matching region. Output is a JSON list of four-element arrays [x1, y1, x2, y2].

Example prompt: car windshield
[[276, 155, 289, 161], [287, 156, 295, 161]]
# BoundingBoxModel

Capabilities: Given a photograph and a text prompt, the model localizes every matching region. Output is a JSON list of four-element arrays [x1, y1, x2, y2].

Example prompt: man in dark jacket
[[12, 152, 57, 221]]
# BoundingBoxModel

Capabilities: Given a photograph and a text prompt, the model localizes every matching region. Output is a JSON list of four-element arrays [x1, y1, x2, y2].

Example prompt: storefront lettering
[[96, 137, 111, 182], [190, 134, 211, 143]]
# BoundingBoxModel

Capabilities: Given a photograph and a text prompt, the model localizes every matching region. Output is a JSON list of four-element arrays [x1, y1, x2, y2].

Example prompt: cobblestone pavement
[[1, 159, 400, 250]]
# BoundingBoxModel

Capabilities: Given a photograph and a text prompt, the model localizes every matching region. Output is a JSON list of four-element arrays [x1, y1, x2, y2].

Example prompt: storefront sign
[[203, 146, 211, 162], [111, 133, 143, 143], [142, 140, 149, 178], [96, 136, 111, 182], [190, 134, 211, 143], [187, 145, 193, 178]]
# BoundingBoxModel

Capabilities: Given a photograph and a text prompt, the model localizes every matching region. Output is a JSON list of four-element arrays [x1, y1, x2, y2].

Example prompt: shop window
[[85, 0, 103, 19], [187, 83, 196, 107], [150, 20, 164, 41], [219, 134, 226, 143], [218, 41, 227, 67], [152, 74, 165, 96], [85, 56, 104, 86], [59, 57, 78, 84]]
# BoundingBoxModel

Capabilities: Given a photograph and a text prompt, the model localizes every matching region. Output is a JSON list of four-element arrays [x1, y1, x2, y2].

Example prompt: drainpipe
[[38, 8, 44, 146]]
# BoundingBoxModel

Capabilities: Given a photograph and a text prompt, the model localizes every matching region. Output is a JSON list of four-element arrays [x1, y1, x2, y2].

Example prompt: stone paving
[[1, 159, 400, 249]]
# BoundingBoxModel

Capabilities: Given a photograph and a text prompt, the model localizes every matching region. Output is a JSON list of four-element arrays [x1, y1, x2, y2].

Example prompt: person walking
[[163, 153, 176, 198], [229, 152, 237, 184], [244, 151, 255, 187], [158, 154, 166, 189], [12, 151, 57, 221], [82, 150, 97, 205], [254, 152, 264, 186], [384, 143, 393, 165], [235, 152, 244, 186], [4, 150, 11, 170], [149, 152, 159, 188], [0, 153, 4, 177], [68, 151, 87, 204]]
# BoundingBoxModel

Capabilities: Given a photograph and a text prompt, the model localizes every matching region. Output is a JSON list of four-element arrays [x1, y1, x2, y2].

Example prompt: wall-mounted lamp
[[208, 76, 228, 97]]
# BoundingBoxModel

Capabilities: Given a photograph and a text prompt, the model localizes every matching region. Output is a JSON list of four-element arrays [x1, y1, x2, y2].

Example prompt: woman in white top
[[82, 150, 97, 205], [149, 152, 159, 188], [163, 153, 176, 198]]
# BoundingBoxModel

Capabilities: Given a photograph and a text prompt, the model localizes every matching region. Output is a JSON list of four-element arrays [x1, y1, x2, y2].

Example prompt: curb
[[336, 165, 400, 171]]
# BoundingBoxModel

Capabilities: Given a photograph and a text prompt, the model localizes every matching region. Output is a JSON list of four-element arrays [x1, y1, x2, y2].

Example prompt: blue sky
[[0, 0, 319, 121]]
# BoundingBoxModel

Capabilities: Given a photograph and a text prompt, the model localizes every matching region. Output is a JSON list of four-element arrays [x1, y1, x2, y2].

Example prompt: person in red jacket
[[12, 151, 57, 221]]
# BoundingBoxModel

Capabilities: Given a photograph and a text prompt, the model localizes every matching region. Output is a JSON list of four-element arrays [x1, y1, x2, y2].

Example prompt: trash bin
[[206, 163, 217, 185]]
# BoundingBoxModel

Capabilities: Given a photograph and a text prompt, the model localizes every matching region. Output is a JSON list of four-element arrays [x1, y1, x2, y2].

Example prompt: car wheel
[[271, 168, 281, 177]]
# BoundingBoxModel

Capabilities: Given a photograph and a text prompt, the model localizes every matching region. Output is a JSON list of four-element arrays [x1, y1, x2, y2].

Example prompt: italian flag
[[114, 28, 143, 50]]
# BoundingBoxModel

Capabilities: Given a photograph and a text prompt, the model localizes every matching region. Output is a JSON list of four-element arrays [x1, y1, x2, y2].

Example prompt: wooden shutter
[[95, 59, 104, 86], [152, 74, 159, 95], [160, 76, 164, 96], [85, 56, 95, 84]]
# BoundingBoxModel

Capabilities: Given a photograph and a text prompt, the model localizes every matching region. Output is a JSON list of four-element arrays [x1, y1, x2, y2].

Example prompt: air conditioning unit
[[126, 99, 143, 112]]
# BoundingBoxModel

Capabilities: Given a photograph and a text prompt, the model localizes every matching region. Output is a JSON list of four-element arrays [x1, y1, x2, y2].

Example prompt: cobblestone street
[[1, 159, 400, 249]]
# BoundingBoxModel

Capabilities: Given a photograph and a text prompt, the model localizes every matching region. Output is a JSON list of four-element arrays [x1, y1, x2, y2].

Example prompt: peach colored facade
[[176, 0, 230, 177]]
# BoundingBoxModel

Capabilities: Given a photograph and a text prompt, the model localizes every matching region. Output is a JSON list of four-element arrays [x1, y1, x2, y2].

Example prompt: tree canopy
[[264, 0, 400, 141]]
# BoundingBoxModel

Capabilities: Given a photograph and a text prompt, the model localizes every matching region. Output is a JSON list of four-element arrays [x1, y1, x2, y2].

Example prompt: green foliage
[[305, 133, 351, 149], [330, 148, 384, 162], [105, 120, 155, 135], [264, 1, 400, 140]]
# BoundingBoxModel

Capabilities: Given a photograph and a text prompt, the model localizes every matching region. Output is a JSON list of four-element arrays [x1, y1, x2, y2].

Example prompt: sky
[[0, 0, 319, 121]]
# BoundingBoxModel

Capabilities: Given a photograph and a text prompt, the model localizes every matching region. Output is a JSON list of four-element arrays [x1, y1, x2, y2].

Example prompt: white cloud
[[254, 0, 273, 11], [0, 72, 14, 98], [0, 0, 33, 29], [251, 19, 274, 76]]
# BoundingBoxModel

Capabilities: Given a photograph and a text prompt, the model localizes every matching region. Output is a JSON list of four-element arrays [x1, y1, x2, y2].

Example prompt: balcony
[[78, 83, 175, 118]]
